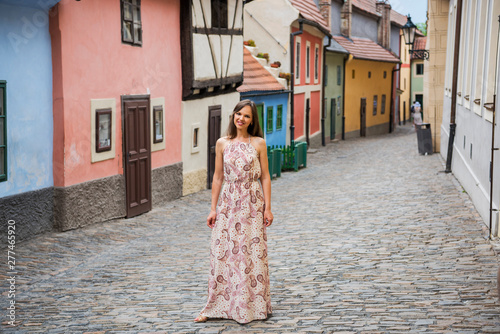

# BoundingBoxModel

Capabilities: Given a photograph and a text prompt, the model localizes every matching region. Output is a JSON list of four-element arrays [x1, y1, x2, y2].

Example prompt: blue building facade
[[0, 0, 61, 241], [241, 92, 289, 147]]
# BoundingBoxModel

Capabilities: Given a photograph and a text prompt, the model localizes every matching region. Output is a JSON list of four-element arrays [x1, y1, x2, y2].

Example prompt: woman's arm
[[207, 138, 225, 228], [257, 138, 274, 227]]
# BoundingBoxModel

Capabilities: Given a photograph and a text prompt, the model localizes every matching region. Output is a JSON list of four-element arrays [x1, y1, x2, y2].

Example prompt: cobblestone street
[[1, 126, 500, 333]]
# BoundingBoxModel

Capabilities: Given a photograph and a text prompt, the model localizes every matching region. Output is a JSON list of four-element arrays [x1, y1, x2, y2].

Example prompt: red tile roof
[[413, 36, 427, 50], [351, 0, 409, 27], [289, 0, 330, 33], [333, 35, 400, 63], [237, 48, 286, 93], [391, 9, 408, 27], [352, 0, 378, 16]]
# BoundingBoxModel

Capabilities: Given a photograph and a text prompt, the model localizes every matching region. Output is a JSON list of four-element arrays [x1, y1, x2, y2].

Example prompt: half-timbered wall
[[181, 0, 243, 98]]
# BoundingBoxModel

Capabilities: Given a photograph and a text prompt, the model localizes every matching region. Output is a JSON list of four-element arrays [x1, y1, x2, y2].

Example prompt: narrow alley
[[1, 126, 499, 333]]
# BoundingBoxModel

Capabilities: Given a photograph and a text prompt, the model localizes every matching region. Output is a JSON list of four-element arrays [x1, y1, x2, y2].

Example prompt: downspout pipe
[[390, 64, 401, 133], [290, 21, 304, 147], [321, 36, 332, 146], [445, 0, 463, 173], [342, 54, 347, 140]]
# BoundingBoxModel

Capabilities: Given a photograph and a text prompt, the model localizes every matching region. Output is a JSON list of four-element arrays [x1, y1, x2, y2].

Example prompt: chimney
[[318, 0, 331, 31], [340, 0, 351, 38], [376, 1, 391, 49]]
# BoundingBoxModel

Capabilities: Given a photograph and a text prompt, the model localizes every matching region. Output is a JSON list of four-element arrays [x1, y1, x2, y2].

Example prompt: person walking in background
[[412, 101, 423, 129], [195, 99, 274, 324]]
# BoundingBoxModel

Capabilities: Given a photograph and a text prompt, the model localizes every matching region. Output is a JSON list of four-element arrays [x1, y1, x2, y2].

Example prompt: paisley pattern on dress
[[199, 138, 272, 324]]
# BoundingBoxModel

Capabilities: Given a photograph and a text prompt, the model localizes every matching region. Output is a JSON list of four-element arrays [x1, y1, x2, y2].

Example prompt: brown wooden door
[[207, 105, 221, 189], [123, 97, 152, 218], [360, 98, 366, 137]]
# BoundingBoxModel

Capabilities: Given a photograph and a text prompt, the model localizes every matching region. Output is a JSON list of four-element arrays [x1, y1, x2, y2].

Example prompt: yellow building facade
[[344, 59, 398, 137], [399, 33, 412, 124], [334, 36, 400, 138], [424, 0, 449, 152]]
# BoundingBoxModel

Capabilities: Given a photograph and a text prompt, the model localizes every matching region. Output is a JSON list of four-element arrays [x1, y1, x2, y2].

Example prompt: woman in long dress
[[195, 100, 274, 324]]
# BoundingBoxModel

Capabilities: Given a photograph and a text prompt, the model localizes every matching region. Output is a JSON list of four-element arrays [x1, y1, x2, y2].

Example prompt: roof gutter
[[298, 18, 332, 38]]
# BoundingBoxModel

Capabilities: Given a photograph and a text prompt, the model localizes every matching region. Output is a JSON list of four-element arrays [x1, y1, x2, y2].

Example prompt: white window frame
[[295, 36, 301, 85]]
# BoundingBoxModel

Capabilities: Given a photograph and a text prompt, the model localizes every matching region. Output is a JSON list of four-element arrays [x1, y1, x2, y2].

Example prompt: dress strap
[[248, 135, 251, 144]]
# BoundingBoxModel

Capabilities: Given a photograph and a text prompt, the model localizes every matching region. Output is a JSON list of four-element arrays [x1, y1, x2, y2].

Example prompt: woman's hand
[[264, 209, 274, 227], [207, 210, 217, 228]]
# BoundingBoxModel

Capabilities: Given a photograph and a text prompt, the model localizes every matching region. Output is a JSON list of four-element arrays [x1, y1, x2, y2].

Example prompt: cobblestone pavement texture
[[1, 126, 500, 333]]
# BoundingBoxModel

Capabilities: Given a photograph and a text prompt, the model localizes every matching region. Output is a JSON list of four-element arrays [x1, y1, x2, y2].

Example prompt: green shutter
[[256, 104, 264, 132], [266, 106, 273, 133], [276, 105, 283, 130]]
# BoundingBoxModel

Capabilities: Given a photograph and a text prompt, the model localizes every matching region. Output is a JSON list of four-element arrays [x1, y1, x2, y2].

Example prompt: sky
[[390, 0, 428, 24]]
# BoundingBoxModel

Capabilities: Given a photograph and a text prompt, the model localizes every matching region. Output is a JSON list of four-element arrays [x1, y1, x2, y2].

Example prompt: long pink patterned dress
[[199, 137, 272, 324]]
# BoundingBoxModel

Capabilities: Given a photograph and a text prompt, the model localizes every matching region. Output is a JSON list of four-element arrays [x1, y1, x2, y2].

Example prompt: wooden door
[[360, 98, 366, 137], [305, 98, 310, 145], [330, 98, 336, 140], [207, 105, 221, 189], [123, 97, 152, 218]]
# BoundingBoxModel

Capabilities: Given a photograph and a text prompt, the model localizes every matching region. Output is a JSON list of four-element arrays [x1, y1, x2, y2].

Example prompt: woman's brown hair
[[226, 99, 263, 139]]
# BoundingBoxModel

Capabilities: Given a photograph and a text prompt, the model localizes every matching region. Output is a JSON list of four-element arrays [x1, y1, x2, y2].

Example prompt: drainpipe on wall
[[342, 54, 348, 140], [321, 37, 332, 146], [290, 21, 304, 147], [445, 0, 464, 173], [390, 64, 401, 133]]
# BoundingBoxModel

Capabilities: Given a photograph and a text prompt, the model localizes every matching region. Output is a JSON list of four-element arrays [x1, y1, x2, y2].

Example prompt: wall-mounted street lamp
[[402, 15, 429, 60]]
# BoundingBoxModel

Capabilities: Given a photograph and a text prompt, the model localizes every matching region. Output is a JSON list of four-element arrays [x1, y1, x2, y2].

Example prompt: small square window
[[153, 106, 163, 143], [352, 69, 355, 79], [383, 71, 387, 79], [211, 0, 228, 29], [96, 109, 112, 152], [121, 0, 142, 46], [416, 63, 424, 75], [368, 71, 371, 78], [193, 128, 199, 148], [266, 106, 273, 133], [276, 105, 283, 130]]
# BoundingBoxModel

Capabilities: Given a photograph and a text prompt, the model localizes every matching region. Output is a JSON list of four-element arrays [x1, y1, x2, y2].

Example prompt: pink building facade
[[50, 0, 182, 230]]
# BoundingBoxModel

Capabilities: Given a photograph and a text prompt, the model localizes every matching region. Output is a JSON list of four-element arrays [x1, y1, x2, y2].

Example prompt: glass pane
[[124, 3, 132, 20], [98, 114, 111, 149], [193, 128, 198, 148], [132, 0, 139, 5], [123, 22, 133, 41], [0, 87, 3, 116], [134, 24, 142, 43], [154, 109, 163, 142], [0, 118, 4, 146], [0, 148, 4, 176], [133, 6, 141, 22]]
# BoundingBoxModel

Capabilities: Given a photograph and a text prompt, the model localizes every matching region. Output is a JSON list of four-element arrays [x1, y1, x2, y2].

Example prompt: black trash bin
[[416, 123, 433, 155]]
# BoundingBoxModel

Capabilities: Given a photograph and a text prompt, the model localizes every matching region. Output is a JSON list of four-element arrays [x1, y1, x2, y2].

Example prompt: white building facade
[[441, 0, 500, 236]]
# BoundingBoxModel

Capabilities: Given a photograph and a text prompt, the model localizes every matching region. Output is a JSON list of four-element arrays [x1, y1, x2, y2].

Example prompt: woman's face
[[233, 105, 253, 132]]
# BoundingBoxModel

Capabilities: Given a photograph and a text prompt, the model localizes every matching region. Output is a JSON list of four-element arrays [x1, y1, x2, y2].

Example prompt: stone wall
[[0, 188, 54, 244]]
